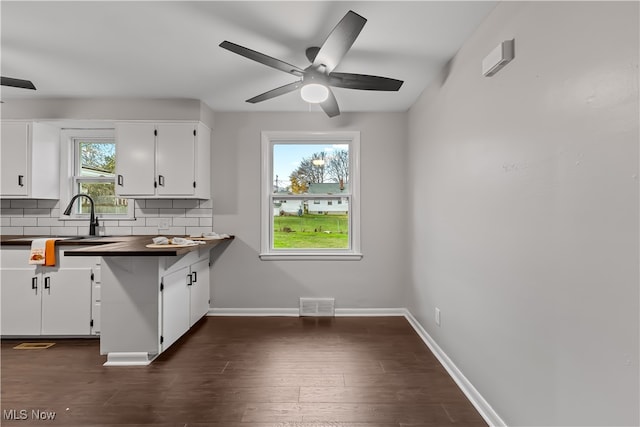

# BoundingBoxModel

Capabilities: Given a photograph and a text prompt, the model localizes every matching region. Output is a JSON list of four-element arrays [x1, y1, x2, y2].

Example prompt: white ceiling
[[0, 1, 497, 114]]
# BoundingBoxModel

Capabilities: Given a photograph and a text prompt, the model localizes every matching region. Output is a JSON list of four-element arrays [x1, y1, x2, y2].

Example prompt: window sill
[[259, 252, 363, 261]]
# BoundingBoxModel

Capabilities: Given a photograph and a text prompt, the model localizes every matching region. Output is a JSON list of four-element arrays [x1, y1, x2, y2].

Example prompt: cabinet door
[[0, 268, 41, 335], [91, 265, 101, 335], [0, 122, 29, 196], [161, 266, 190, 351], [156, 123, 196, 196], [189, 258, 210, 326], [115, 123, 156, 196], [41, 268, 92, 335]]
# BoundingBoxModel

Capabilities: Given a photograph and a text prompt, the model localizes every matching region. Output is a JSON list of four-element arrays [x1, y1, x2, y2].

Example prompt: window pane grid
[[72, 138, 129, 217], [261, 131, 361, 259]]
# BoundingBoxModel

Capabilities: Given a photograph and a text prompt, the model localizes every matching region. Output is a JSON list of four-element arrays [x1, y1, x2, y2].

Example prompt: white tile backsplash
[[0, 199, 213, 236], [11, 217, 37, 226], [159, 208, 186, 217], [172, 217, 199, 226], [10, 200, 38, 208], [145, 200, 173, 208]]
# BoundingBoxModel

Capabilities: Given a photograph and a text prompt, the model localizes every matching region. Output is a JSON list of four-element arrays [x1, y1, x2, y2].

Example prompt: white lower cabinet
[[0, 247, 99, 336], [40, 268, 92, 336], [91, 262, 102, 335], [100, 249, 211, 365], [161, 253, 210, 351], [189, 257, 210, 327], [161, 266, 191, 351], [1, 267, 42, 335]]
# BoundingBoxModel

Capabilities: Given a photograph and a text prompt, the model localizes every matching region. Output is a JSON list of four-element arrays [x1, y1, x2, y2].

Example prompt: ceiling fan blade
[[320, 88, 340, 118], [329, 72, 403, 91], [313, 10, 366, 73], [1, 76, 36, 90], [220, 41, 304, 77], [246, 81, 302, 104]]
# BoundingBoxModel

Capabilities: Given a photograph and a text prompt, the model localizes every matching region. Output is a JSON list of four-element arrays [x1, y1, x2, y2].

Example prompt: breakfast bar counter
[[1, 235, 234, 256], [64, 235, 234, 256]]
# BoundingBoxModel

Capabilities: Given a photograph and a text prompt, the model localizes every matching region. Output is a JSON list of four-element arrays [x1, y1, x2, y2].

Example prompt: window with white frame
[[260, 131, 361, 260], [61, 129, 133, 219]]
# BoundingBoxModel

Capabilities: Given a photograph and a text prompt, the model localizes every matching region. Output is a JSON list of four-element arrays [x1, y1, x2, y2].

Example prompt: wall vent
[[299, 297, 335, 317]]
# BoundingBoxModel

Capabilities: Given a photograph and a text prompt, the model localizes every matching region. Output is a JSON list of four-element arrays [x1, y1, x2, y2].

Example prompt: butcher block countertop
[[0, 235, 234, 257]]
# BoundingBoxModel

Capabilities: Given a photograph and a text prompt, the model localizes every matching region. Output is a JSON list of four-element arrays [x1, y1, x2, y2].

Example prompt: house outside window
[[260, 131, 361, 260], [61, 129, 133, 220]]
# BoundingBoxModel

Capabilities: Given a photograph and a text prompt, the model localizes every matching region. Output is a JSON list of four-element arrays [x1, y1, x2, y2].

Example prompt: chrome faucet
[[63, 194, 99, 236]]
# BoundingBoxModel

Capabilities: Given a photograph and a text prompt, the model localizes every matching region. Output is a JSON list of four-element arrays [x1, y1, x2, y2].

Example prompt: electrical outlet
[[435, 307, 441, 326], [158, 219, 170, 230]]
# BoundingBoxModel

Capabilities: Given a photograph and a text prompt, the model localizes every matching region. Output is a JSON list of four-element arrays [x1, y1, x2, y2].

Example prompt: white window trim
[[260, 131, 362, 261], [59, 128, 135, 221]]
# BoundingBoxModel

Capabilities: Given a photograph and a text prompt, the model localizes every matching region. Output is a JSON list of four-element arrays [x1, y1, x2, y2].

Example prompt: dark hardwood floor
[[1, 316, 487, 426]]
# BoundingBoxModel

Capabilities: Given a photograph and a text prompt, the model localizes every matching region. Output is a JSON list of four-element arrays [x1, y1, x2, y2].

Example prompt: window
[[260, 131, 361, 260], [61, 129, 133, 220]]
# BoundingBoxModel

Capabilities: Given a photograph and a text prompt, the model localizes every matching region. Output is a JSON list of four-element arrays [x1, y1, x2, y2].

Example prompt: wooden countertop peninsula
[[0, 235, 234, 257]]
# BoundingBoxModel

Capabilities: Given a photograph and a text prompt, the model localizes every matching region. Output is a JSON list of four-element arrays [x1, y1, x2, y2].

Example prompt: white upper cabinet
[[0, 121, 60, 199], [115, 121, 211, 199], [114, 123, 156, 196], [156, 123, 197, 196]]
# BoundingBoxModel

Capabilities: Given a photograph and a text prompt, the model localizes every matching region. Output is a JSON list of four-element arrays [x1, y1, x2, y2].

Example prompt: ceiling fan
[[1, 76, 36, 90], [219, 10, 403, 118]]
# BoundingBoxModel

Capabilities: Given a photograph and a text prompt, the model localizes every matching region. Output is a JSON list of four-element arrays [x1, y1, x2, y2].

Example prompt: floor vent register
[[299, 297, 335, 317]]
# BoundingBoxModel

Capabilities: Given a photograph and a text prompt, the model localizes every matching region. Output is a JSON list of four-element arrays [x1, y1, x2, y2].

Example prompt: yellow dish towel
[[28, 239, 58, 266]]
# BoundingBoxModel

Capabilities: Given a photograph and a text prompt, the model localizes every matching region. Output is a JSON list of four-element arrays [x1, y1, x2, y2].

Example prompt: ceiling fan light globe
[[301, 83, 329, 104]]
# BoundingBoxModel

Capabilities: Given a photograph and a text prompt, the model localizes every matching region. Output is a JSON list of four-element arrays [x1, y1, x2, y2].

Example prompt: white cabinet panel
[[92, 264, 101, 335], [0, 123, 28, 196], [161, 266, 190, 351], [0, 268, 41, 335], [189, 258, 210, 326], [41, 269, 92, 335], [0, 121, 59, 199], [157, 123, 196, 197], [115, 123, 156, 196]]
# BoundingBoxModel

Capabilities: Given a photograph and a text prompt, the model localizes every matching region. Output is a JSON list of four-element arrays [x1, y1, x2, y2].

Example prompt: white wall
[[209, 112, 409, 310], [407, 2, 639, 426]]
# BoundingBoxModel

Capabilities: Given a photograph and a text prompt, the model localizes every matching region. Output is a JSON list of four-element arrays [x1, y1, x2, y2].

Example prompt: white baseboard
[[335, 308, 407, 316], [402, 309, 506, 427], [103, 351, 156, 366], [206, 306, 505, 426], [208, 307, 407, 317], [208, 308, 299, 316]]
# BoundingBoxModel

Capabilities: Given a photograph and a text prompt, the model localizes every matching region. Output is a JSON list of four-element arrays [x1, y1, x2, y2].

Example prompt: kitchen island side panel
[[100, 257, 160, 356]]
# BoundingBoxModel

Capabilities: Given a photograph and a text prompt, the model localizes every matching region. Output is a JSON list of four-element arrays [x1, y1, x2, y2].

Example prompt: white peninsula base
[[100, 248, 210, 366]]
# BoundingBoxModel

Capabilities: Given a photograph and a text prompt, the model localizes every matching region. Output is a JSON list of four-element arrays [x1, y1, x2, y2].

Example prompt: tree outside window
[[74, 140, 128, 215], [261, 131, 361, 260]]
